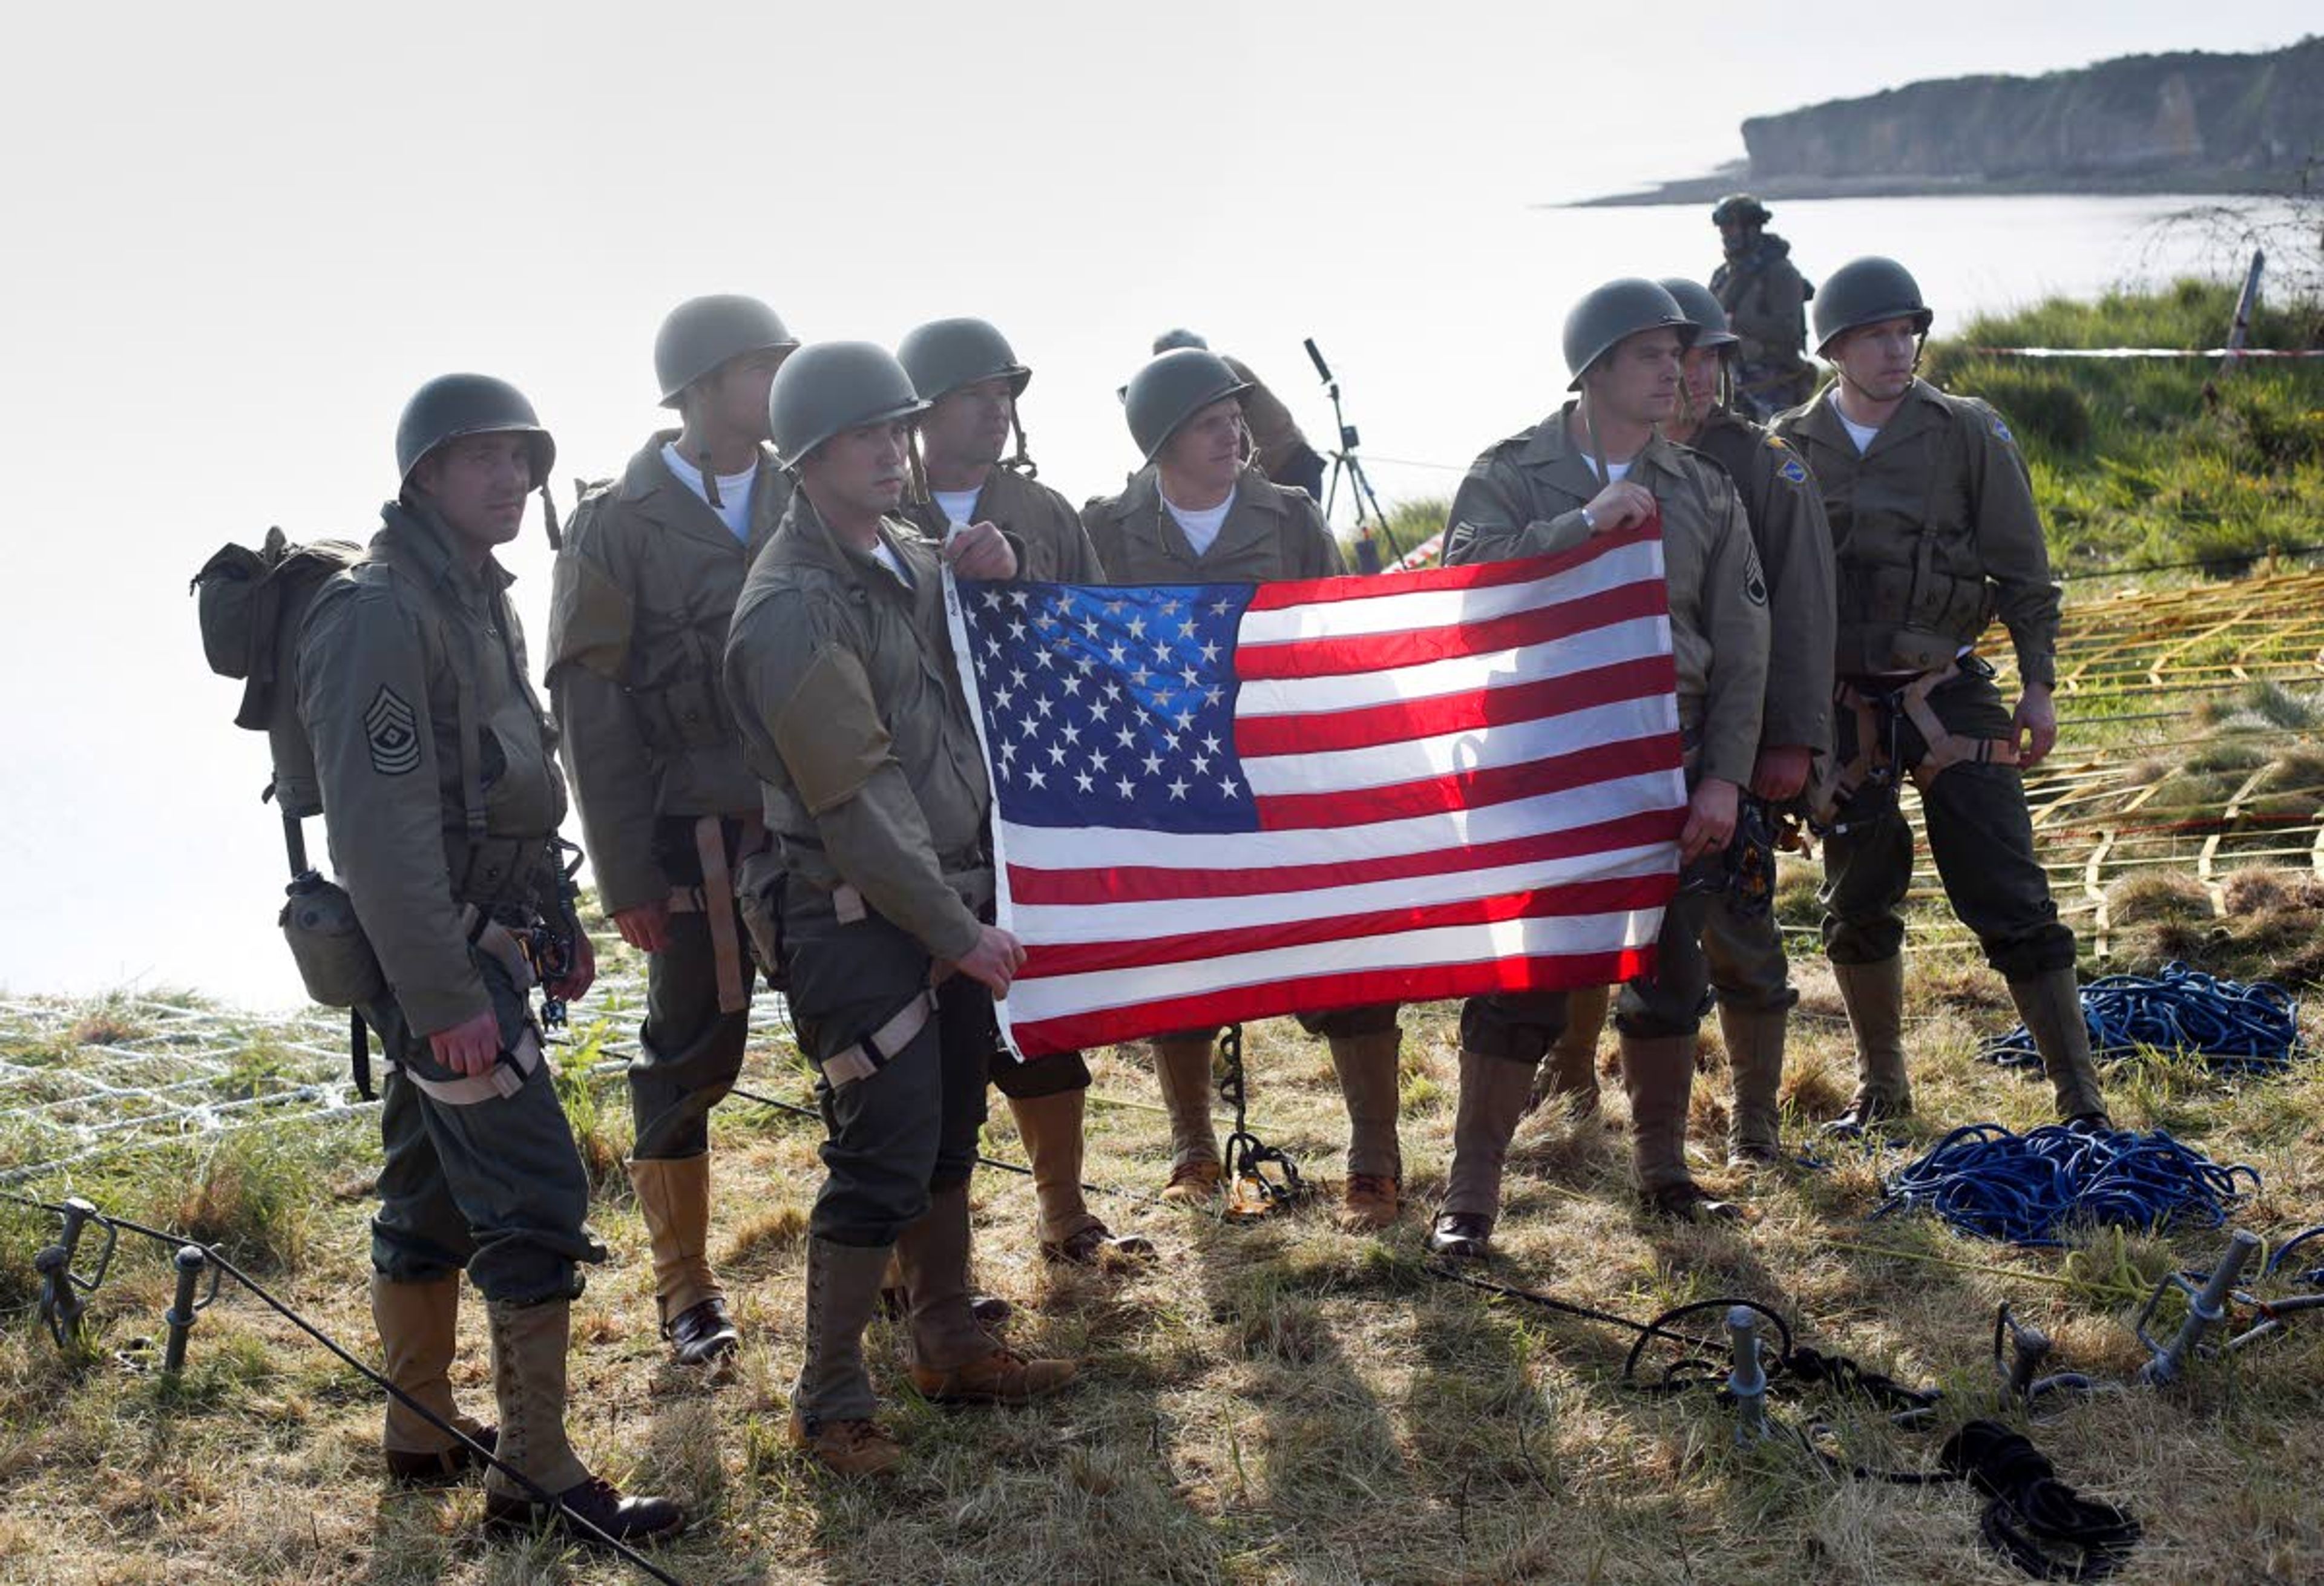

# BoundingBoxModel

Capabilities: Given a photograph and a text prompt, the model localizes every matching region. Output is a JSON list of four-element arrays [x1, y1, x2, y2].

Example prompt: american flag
[[944, 520, 1689, 1058]]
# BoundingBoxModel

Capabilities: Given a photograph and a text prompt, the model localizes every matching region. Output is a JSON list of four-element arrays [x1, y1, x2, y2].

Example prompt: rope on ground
[[0, 1188, 685, 1586], [1874, 1124, 2260, 1247], [1940, 1419, 2143, 1581], [1979, 963, 2308, 1080]]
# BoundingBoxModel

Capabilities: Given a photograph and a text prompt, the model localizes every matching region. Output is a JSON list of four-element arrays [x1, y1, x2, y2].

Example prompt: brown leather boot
[[1719, 1002, 1788, 1166], [1328, 1029, 1404, 1230], [1426, 1049, 1537, 1259], [880, 1253, 1013, 1325], [1531, 985, 1607, 1117], [1830, 957, 1912, 1132], [629, 1153, 738, 1366], [1623, 1031, 1744, 1221], [372, 1272, 494, 1484], [898, 1183, 1077, 1406], [480, 1297, 684, 1544], [1009, 1087, 1155, 1265], [1151, 1034, 1222, 1201], [2009, 968, 2111, 1126], [790, 1237, 903, 1478]]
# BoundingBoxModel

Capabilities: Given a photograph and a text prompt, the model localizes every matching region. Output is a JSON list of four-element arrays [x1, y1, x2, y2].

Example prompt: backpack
[[192, 528, 385, 1093]]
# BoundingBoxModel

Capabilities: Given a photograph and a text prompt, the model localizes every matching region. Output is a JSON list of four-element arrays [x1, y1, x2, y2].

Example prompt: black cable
[[1, 1190, 686, 1586], [2056, 542, 2324, 581], [725, 1084, 1159, 1208]]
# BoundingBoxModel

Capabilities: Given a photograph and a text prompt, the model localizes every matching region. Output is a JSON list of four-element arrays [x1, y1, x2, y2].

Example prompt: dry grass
[[4, 940, 2324, 1585]]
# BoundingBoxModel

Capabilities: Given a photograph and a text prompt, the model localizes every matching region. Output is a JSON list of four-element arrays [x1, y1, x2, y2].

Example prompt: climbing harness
[[1215, 1023, 1309, 1221], [1980, 963, 2308, 1080], [1810, 656, 2021, 833], [1876, 1123, 2259, 1247]]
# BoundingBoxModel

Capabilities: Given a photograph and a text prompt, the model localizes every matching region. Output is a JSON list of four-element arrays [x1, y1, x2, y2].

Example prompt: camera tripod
[[1303, 337, 1405, 572]]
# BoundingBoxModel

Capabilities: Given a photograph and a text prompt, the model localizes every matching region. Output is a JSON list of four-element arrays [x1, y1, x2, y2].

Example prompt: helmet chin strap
[[1580, 392, 1610, 490], [1003, 409, 1037, 479]]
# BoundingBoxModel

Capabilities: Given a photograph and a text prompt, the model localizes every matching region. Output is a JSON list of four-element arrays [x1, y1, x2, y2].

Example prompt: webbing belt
[[385, 909, 544, 1106], [818, 989, 937, 1090], [665, 814, 769, 1013]]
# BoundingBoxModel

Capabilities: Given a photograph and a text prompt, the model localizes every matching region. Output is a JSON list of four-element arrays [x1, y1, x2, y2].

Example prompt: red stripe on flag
[[1236, 654, 1679, 756], [1236, 577, 1668, 681], [1254, 732, 1680, 830], [1007, 807, 1680, 905], [1018, 874, 1675, 979], [1242, 517, 1663, 611], [1007, 948, 1657, 1057]]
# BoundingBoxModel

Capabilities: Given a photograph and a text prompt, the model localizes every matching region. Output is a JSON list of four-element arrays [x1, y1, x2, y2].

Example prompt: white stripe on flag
[[999, 769, 1687, 872], [1008, 842, 1673, 943], [1235, 537, 1665, 646], [1241, 699, 1679, 796], [1002, 909, 1665, 1028], [1234, 614, 1673, 718]]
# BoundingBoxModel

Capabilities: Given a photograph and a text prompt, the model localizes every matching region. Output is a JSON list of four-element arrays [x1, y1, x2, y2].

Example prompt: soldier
[[1082, 348, 1405, 1233], [1710, 194, 1816, 419], [726, 342, 1077, 1478], [1771, 257, 2109, 1133], [301, 375, 681, 1542], [1427, 279, 1771, 1257], [894, 317, 1152, 1267], [545, 294, 798, 1368], [1151, 329, 1327, 499], [1529, 281, 1835, 1167]]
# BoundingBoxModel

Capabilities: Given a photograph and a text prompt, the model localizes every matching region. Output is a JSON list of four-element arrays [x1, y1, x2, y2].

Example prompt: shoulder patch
[[364, 686, 420, 776], [1777, 456, 1809, 486], [1989, 414, 2015, 445]]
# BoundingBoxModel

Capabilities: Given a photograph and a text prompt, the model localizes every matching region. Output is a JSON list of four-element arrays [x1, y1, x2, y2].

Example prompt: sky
[[1, 1, 2314, 1005]]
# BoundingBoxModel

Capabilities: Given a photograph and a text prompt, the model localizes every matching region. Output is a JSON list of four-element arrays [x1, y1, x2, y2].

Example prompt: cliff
[[1576, 38, 2322, 206], [1746, 39, 2322, 189]]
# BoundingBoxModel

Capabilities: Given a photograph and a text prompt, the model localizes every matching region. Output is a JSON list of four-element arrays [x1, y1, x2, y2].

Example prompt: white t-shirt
[[661, 443, 758, 540], [1829, 390, 1882, 455], [931, 487, 982, 528], [1162, 485, 1237, 557], [871, 537, 911, 585], [1575, 454, 1632, 484]]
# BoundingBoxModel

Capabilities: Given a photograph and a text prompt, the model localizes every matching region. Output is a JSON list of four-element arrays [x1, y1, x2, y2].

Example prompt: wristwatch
[[1580, 505, 1598, 533]]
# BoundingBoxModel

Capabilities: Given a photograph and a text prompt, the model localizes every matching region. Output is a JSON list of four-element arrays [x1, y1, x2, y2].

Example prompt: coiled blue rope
[[1980, 962, 2308, 1078], [1874, 1123, 2261, 1247], [2265, 1225, 2324, 1288]]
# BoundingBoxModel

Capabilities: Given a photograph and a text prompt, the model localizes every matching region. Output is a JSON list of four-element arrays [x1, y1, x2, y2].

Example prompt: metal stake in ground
[[34, 1195, 111, 1347], [2137, 1228, 2259, 1384], [1216, 1022, 1308, 1221], [160, 1244, 216, 1378], [1725, 1306, 1770, 1445]]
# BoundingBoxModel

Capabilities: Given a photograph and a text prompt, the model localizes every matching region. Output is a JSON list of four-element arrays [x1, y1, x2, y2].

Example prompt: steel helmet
[[1812, 257, 1934, 354], [896, 317, 1031, 403], [1656, 277, 1739, 349], [766, 341, 928, 469], [393, 373, 555, 490], [1711, 193, 1771, 227], [1122, 349, 1249, 465], [1151, 328, 1209, 354], [654, 294, 799, 407], [1562, 278, 1699, 391]]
